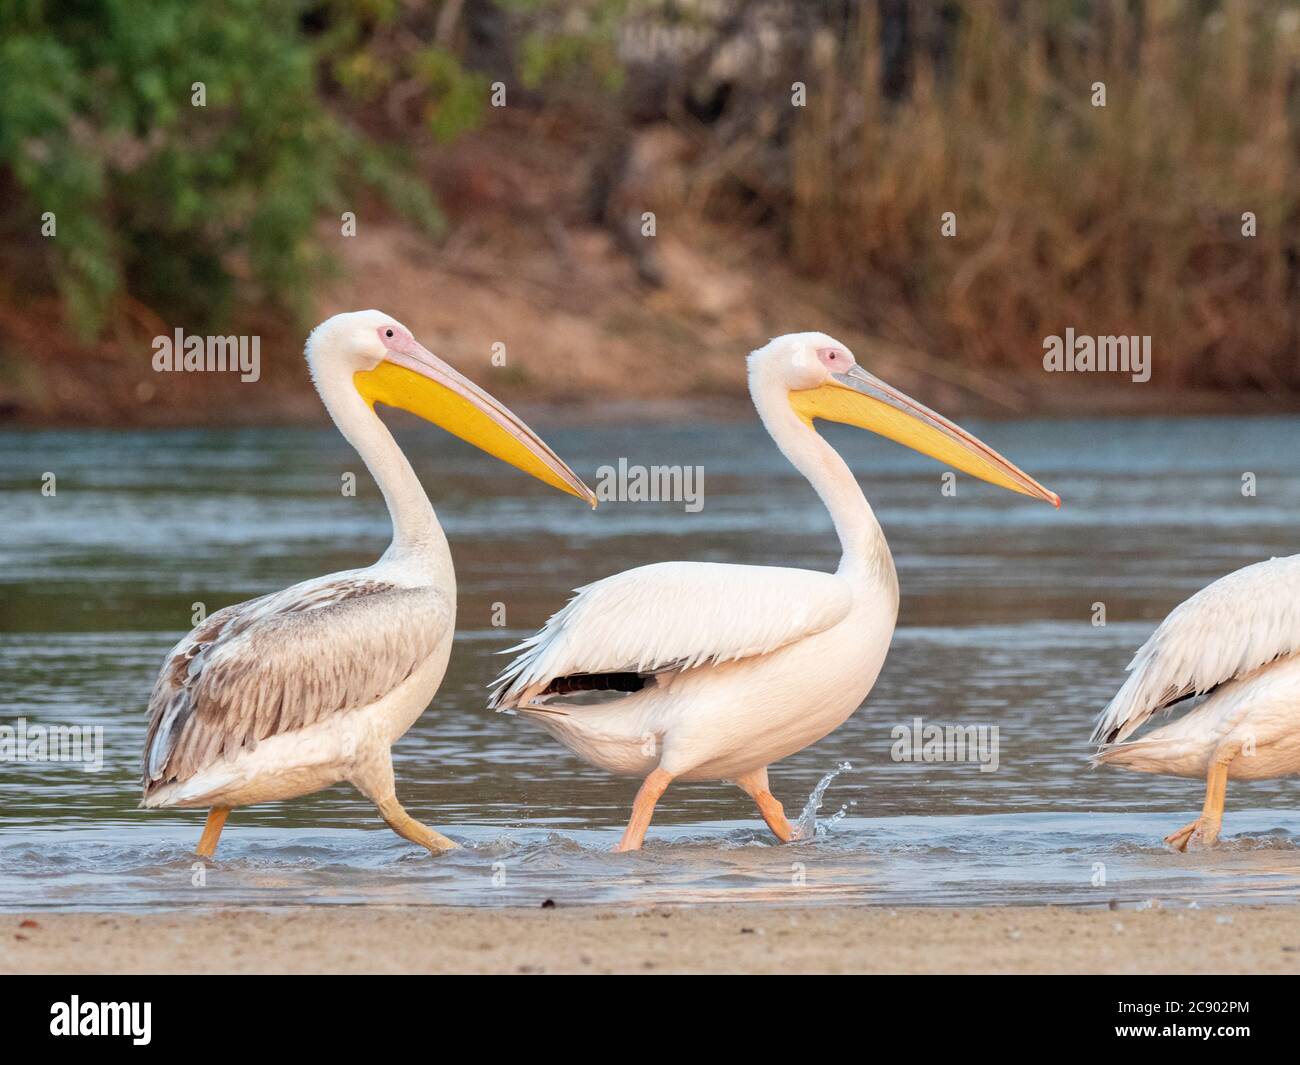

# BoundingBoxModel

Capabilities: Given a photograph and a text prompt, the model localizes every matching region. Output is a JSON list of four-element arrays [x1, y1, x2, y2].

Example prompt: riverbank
[[5, 218, 1295, 430], [5, 903, 1298, 974]]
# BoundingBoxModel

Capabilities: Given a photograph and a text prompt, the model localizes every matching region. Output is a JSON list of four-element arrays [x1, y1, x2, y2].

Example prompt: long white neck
[[750, 373, 897, 592], [311, 361, 452, 577]]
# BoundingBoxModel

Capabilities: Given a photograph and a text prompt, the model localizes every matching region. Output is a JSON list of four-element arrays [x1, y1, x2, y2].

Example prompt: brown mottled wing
[[143, 578, 450, 793]]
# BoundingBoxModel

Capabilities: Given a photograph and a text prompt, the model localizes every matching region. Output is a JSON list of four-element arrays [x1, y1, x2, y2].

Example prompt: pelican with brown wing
[[142, 311, 594, 857]]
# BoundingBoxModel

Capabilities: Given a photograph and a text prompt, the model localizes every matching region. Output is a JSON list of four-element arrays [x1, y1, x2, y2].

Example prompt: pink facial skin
[[378, 323, 417, 357], [817, 346, 853, 371]]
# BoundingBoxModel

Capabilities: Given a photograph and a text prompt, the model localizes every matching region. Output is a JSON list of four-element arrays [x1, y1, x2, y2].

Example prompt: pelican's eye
[[816, 347, 848, 370], [385, 328, 394, 339]]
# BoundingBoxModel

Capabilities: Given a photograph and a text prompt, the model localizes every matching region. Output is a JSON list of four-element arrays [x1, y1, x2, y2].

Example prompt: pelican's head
[[748, 332, 1059, 507], [307, 310, 595, 506]]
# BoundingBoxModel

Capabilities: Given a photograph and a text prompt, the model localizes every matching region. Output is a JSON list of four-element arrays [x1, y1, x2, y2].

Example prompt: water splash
[[792, 761, 852, 841]]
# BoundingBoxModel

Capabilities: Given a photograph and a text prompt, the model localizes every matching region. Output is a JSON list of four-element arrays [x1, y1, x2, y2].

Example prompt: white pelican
[[142, 310, 594, 857], [1092, 555, 1300, 850], [490, 332, 1059, 851]]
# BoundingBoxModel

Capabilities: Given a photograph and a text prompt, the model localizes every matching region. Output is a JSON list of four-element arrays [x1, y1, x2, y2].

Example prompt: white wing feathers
[[490, 561, 852, 709], [1092, 554, 1300, 744]]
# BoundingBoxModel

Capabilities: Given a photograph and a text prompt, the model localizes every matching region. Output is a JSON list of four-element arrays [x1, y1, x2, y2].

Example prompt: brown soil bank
[[1, 219, 1288, 429]]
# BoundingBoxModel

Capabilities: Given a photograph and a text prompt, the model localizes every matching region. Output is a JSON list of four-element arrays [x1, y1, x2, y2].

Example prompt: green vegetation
[[1, 0, 1296, 397], [0, 0, 442, 334]]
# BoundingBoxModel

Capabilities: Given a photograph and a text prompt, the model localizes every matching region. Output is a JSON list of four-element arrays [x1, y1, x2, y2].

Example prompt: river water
[[1, 414, 1297, 910]]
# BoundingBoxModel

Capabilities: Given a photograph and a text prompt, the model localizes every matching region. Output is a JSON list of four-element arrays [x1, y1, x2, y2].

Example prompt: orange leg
[[1165, 758, 1231, 852], [376, 796, 459, 854], [615, 768, 673, 852], [736, 768, 794, 842], [350, 753, 459, 855], [1164, 820, 1198, 851], [753, 791, 795, 842], [196, 806, 230, 858]]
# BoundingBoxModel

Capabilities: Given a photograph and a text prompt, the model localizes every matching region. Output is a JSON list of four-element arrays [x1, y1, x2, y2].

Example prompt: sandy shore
[[4, 904, 1299, 974]]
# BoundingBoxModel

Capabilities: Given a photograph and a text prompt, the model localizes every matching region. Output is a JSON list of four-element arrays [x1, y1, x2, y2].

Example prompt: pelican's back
[[1092, 554, 1300, 745]]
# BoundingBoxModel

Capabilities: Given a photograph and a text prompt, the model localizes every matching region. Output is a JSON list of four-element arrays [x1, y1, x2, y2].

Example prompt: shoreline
[[6, 903, 1299, 974], [6, 391, 1300, 432]]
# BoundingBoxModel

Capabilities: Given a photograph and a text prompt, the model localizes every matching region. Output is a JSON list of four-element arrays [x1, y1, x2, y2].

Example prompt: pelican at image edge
[[1093, 554, 1300, 849]]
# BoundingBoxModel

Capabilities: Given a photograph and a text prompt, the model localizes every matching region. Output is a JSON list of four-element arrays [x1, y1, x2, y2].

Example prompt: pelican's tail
[[1090, 666, 1154, 745], [1090, 734, 1206, 777], [509, 700, 571, 719], [1090, 740, 1154, 770]]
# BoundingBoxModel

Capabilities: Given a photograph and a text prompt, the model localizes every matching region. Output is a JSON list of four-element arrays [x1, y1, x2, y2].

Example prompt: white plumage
[[491, 561, 852, 706], [1096, 658, 1300, 779], [493, 331, 1058, 851], [1093, 554, 1300, 849], [1092, 554, 1300, 744]]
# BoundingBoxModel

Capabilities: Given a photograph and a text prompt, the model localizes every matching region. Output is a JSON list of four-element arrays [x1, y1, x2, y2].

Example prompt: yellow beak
[[354, 344, 596, 506], [789, 366, 1060, 506]]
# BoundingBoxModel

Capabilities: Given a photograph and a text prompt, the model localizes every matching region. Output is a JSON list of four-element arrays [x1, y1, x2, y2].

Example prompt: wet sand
[[5, 904, 1299, 974]]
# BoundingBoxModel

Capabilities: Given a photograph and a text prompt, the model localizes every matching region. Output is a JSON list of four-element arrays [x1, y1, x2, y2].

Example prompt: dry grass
[[788, 0, 1300, 391]]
